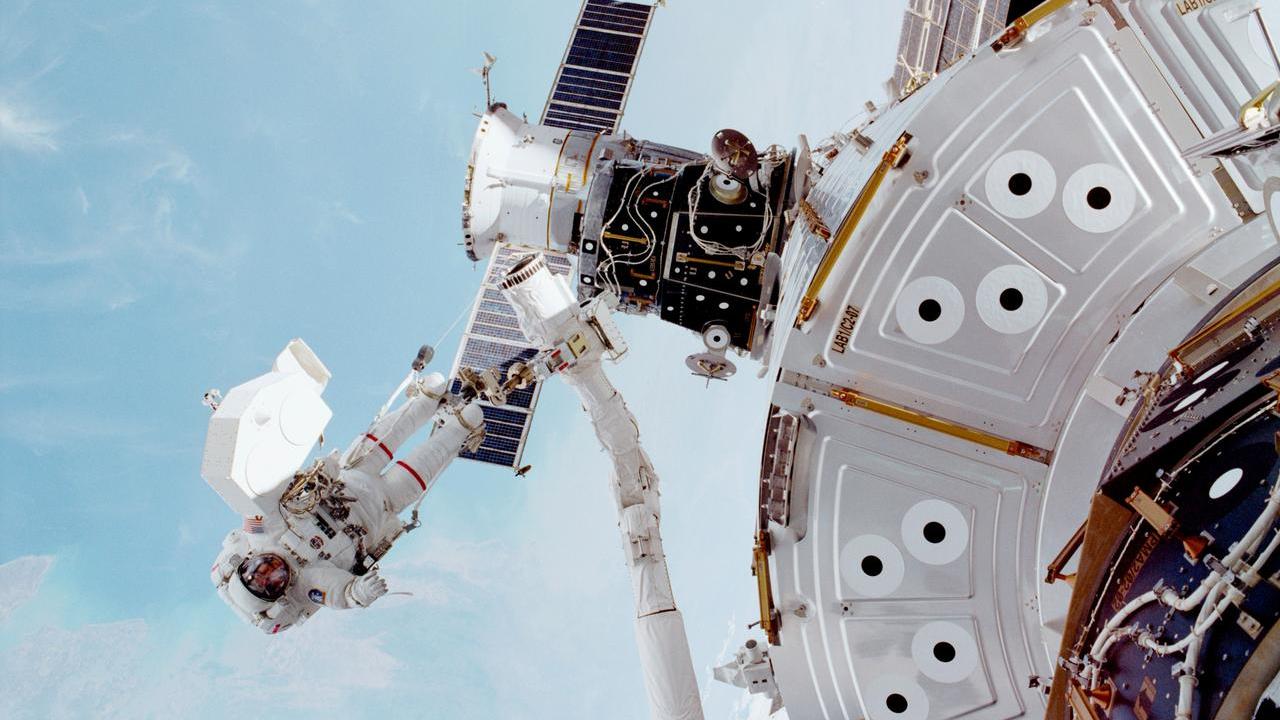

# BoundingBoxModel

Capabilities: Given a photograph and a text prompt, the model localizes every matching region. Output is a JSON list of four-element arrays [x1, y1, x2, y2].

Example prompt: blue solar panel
[[448, 243, 573, 469], [460, 445, 517, 467], [483, 405, 533, 426], [586, 0, 650, 20], [547, 89, 622, 112], [542, 113, 612, 134], [469, 323, 530, 344], [566, 36, 640, 75], [474, 310, 522, 330], [478, 300, 517, 316], [506, 386, 536, 410], [560, 66, 629, 89], [542, 0, 655, 135], [483, 419, 527, 440]]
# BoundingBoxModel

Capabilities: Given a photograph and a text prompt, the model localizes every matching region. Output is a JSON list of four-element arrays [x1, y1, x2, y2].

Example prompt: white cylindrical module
[[462, 105, 616, 261]]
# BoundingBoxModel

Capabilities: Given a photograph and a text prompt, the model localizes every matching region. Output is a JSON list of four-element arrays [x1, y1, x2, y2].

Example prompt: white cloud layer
[[0, 598, 403, 719], [0, 555, 54, 624], [0, 99, 58, 152]]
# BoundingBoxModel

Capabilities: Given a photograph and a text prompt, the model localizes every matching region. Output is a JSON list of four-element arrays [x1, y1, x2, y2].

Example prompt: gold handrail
[[991, 0, 1075, 52], [829, 385, 1053, 464], [795, 132, 912, 326], [752, 530, 780, 645]]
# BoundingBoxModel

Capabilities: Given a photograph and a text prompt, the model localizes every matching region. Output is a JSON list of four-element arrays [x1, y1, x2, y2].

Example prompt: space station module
[[201, 340, 484, 633]]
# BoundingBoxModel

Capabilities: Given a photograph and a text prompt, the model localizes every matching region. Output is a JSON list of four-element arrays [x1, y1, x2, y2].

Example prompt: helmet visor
[[238, 554, 291, 602]]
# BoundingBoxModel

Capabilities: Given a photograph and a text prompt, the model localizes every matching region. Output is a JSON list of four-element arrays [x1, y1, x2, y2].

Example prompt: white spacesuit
[[209, 373, 484, 634]]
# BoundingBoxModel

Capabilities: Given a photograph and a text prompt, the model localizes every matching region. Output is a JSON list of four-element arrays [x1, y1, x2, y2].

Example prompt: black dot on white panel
[[886, 694, 908, 714], [999, 288, 1023, 311], [1087, 186, 1111, 210], [918, 299, 942, 322], [1007, 172, 1032, 196], [923, 521, 946, 544], [861, 555, 883, 577], [933, 642, 956, 663]]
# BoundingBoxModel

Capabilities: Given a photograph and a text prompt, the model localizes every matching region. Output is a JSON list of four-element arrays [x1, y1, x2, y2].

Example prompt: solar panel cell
[[482, 405, 532, 426], [483, 419, 528, 440], [542, 0, 653, 134], [474, 310, 522, 330], [543, 117, 612, 134], [469, 323, 530, 344], [551, 88, 625, 110], [586, 0, 649, 20], [505, 387, 536, 410], [461, 446, 517, 467], [580, 14, 647, 34], [547, 101, 622, 121], [560, 66, 630, 88]]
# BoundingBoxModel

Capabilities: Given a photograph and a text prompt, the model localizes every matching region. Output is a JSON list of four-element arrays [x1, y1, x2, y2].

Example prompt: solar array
[[891, 0, 1011, 96], [541, 0, 656, 135], [448, 243, 574, 468]]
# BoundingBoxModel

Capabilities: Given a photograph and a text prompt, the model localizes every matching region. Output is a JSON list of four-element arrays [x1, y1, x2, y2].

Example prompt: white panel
[[765, 382, 1045, 720], [780, 19, 1228, 448], [201, 341, 332, 517]]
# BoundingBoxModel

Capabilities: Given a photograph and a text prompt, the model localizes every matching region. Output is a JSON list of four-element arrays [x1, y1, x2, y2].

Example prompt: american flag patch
[[243, 516, 266, 534]]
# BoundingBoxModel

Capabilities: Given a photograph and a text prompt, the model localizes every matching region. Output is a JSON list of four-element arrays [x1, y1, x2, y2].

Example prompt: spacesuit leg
[[344, 373, 448, 473], [379, 401, 484, 513]]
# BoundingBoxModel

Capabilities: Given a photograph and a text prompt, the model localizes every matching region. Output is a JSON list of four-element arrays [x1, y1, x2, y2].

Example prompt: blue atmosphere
[[0, 2, 900, 717]]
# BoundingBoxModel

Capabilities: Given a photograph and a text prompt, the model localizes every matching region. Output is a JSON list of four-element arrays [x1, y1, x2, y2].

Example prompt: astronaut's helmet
[[237, 553, 292, 601]]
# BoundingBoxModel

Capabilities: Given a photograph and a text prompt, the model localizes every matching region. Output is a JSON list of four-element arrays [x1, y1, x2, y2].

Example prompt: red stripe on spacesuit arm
[[366, 395, 438, 457], [365, 433, 393, 459], [395, 460, 427, 490]]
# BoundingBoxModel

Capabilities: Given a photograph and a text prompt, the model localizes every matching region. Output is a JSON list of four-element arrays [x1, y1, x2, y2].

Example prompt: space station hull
[[749, 1, 1280, 719]]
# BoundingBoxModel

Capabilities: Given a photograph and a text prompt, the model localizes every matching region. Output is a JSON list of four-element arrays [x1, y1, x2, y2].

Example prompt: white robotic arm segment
[[622, 500, 679, 618], [500, 253, 703, 720]]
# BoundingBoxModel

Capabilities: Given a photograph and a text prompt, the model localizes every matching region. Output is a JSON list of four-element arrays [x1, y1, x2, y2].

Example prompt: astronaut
[[209, 372, 484, 634]]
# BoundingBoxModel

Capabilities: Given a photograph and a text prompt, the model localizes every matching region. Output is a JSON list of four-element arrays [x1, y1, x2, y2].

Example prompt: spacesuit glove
[[346, 570, 388, 608]]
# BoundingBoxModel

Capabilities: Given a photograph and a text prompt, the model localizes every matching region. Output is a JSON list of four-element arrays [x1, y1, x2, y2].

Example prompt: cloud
[[0, 98, 58, 152], [0, 619, 148, 720], [0, 555, 54, 624], [0, 584, 402, 719], [0, 125, 244, 313], [209, 613, 402, 711]]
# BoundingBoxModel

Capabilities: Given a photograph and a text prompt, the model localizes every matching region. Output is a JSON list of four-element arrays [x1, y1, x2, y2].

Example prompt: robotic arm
[[498, 253, 704, 720]]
